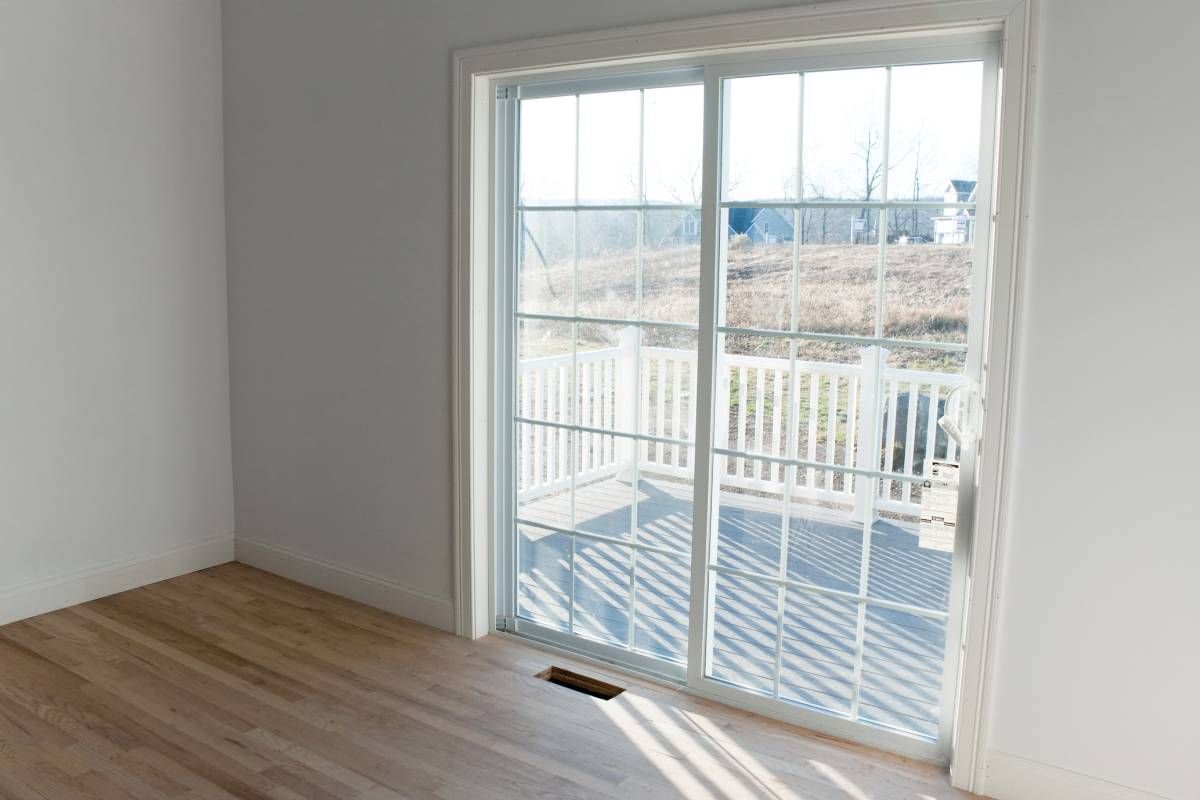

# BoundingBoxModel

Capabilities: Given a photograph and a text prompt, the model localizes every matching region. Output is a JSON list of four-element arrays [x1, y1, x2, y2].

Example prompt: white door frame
[[451, 0, 1038, 790]]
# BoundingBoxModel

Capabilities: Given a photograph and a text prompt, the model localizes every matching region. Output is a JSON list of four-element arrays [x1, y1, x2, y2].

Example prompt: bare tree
[[852, 121, 885, 243], [806, 180, 833, 244], [522, 223, 560, 301]]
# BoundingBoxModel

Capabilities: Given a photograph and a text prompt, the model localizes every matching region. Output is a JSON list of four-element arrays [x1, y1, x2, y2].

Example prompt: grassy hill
[[521, 239, 971, 372]]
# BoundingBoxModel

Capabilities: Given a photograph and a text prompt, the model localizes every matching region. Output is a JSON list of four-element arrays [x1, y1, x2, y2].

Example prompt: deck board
[[518, 472, 953, 740]]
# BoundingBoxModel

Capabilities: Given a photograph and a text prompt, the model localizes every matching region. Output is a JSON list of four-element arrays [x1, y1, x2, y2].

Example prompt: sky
[[518, 60, 983, 206]]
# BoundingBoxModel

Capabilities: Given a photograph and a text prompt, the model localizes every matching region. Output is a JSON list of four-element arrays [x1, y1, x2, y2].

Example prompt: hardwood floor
[[0, 563, 975, 799]]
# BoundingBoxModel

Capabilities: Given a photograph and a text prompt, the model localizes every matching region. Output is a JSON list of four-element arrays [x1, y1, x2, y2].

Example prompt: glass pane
[[641, 326, 698, 443], [709, 571, 779, 696], [723, 207, 794, 332], [877, 368, 964, 480], [519, 210, 573, 314], [883, 229, 973, 343], [575, 324, 697, 442], [573, 432, 633, 540], [802, 68, 887, 202], [519, 96, 576, 205], [573, 539, 632, 645], [516, 524, 571, 631], [791, 341, 867, 480], [644, 84, 704, 204], [721, 334, 791, 462], [517, 319, 572, 424], [885, 345, 966, 375], [714, 456, 784, 578], [725, 73, 800, 202], [888, 61, 983, 200], [796, 207, 878, 336], [871, 481, 956, 611], [516, 423, 573, 531], [579, 90, 641, 204], [575, 322, 632, 434], [577, 210, 637, 319], [884, 207, 938, 245], [786, 487, 862, 595], [643, 209, 701, 324], [633, 550, 690, 664], [637, 462, 693, 554], [859, 606, 947, 739], [779, 590, 858, 714]]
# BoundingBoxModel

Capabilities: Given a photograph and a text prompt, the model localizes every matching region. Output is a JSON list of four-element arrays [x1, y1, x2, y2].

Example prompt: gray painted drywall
[[221, 0, 805, 604], [983, 2, 1200, 797], [0, 1, 233, 592]]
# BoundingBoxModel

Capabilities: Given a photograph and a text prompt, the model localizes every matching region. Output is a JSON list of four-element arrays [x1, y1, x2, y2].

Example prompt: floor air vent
[[535, 666, 625, 700]]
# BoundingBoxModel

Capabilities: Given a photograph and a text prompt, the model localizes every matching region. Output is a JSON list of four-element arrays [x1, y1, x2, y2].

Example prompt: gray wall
[[982, 2, 1200, 797], [222, 0, 798, 607], [0, 1, 232, 607]]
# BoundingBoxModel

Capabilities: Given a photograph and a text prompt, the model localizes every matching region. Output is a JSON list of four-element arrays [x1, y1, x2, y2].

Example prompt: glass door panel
[[703, 60, 987, 748], [511, 80, 702, 672]]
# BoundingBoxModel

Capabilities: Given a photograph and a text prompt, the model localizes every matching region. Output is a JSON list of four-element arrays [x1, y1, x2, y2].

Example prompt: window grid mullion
[[568, 93, 581, 636], [710, 445, 920, 485], [849, 64, 893, 721], [627, 88, 647, 652], [715, 200, 975, 210], [707, 562, 949, 622], [770, 70, 805, 700]]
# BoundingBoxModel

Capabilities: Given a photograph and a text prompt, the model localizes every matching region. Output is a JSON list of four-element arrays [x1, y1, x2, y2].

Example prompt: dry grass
[[520, 240, 971, 371]]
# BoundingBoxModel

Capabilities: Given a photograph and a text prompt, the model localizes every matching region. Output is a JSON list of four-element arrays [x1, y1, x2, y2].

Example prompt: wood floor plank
[[0, 564, 976, 799]]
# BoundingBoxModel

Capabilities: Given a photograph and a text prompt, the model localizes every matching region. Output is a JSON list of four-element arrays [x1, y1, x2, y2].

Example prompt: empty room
[[1, 1, 1196, 798]]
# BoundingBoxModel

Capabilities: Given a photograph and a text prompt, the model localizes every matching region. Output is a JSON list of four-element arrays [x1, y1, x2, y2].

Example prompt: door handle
[[939, 382, 982, 450]]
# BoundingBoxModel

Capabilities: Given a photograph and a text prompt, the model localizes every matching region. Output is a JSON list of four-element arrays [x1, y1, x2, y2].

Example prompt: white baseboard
[[982, 750, 1172, 800], [0, 534, 235, 627], [234, 537, 456, 633]]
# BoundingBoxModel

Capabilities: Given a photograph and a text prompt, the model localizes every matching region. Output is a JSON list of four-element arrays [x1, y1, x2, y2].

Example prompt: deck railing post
[[615, 325, 639, 481], [852, 345, 888, 522]]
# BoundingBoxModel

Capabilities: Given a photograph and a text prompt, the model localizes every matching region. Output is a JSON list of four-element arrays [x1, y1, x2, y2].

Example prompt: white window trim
[[451, 0, 1038, 791]]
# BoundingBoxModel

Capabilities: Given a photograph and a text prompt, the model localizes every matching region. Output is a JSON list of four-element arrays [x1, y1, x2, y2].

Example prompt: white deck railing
[[517, 330, 966, 517]]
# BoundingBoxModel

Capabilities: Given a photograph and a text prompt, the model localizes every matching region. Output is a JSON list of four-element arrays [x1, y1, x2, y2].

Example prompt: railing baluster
[[845, 374, 859, 496], [735, 366, 747, 478], [582, 361, 592, 475], [547, 366, 558, 482], [655, 357, 666, 466], [641, 353, 652, 467], [826, 373, 838, 490], [883, 379, 900, 503], [754, 368, 766, 478], [604, 359, 614, 467], [559, 364, 568, 481], [924, 383, 939, 478], [772, 367, 784, 482], [521, 371, 532, 489], [672, 357, 683, 468], [806, 369, 819, 490], [687, 356, 698, 446], [903, 382, 919, 504], [534, 369, 544, 488]]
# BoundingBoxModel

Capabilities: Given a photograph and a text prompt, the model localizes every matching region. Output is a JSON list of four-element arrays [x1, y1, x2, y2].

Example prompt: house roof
[[727, 206, 794, 237], [948, 179, 977, 194]]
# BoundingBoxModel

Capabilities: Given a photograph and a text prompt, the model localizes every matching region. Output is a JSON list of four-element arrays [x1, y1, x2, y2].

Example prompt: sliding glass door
[[499, 40, 998, 760], [510, 78, 705, 674]]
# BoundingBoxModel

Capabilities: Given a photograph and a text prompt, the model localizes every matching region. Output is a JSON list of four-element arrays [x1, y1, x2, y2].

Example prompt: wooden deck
[[0, 563, 974, 799], [517, 473, 953, 740]]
